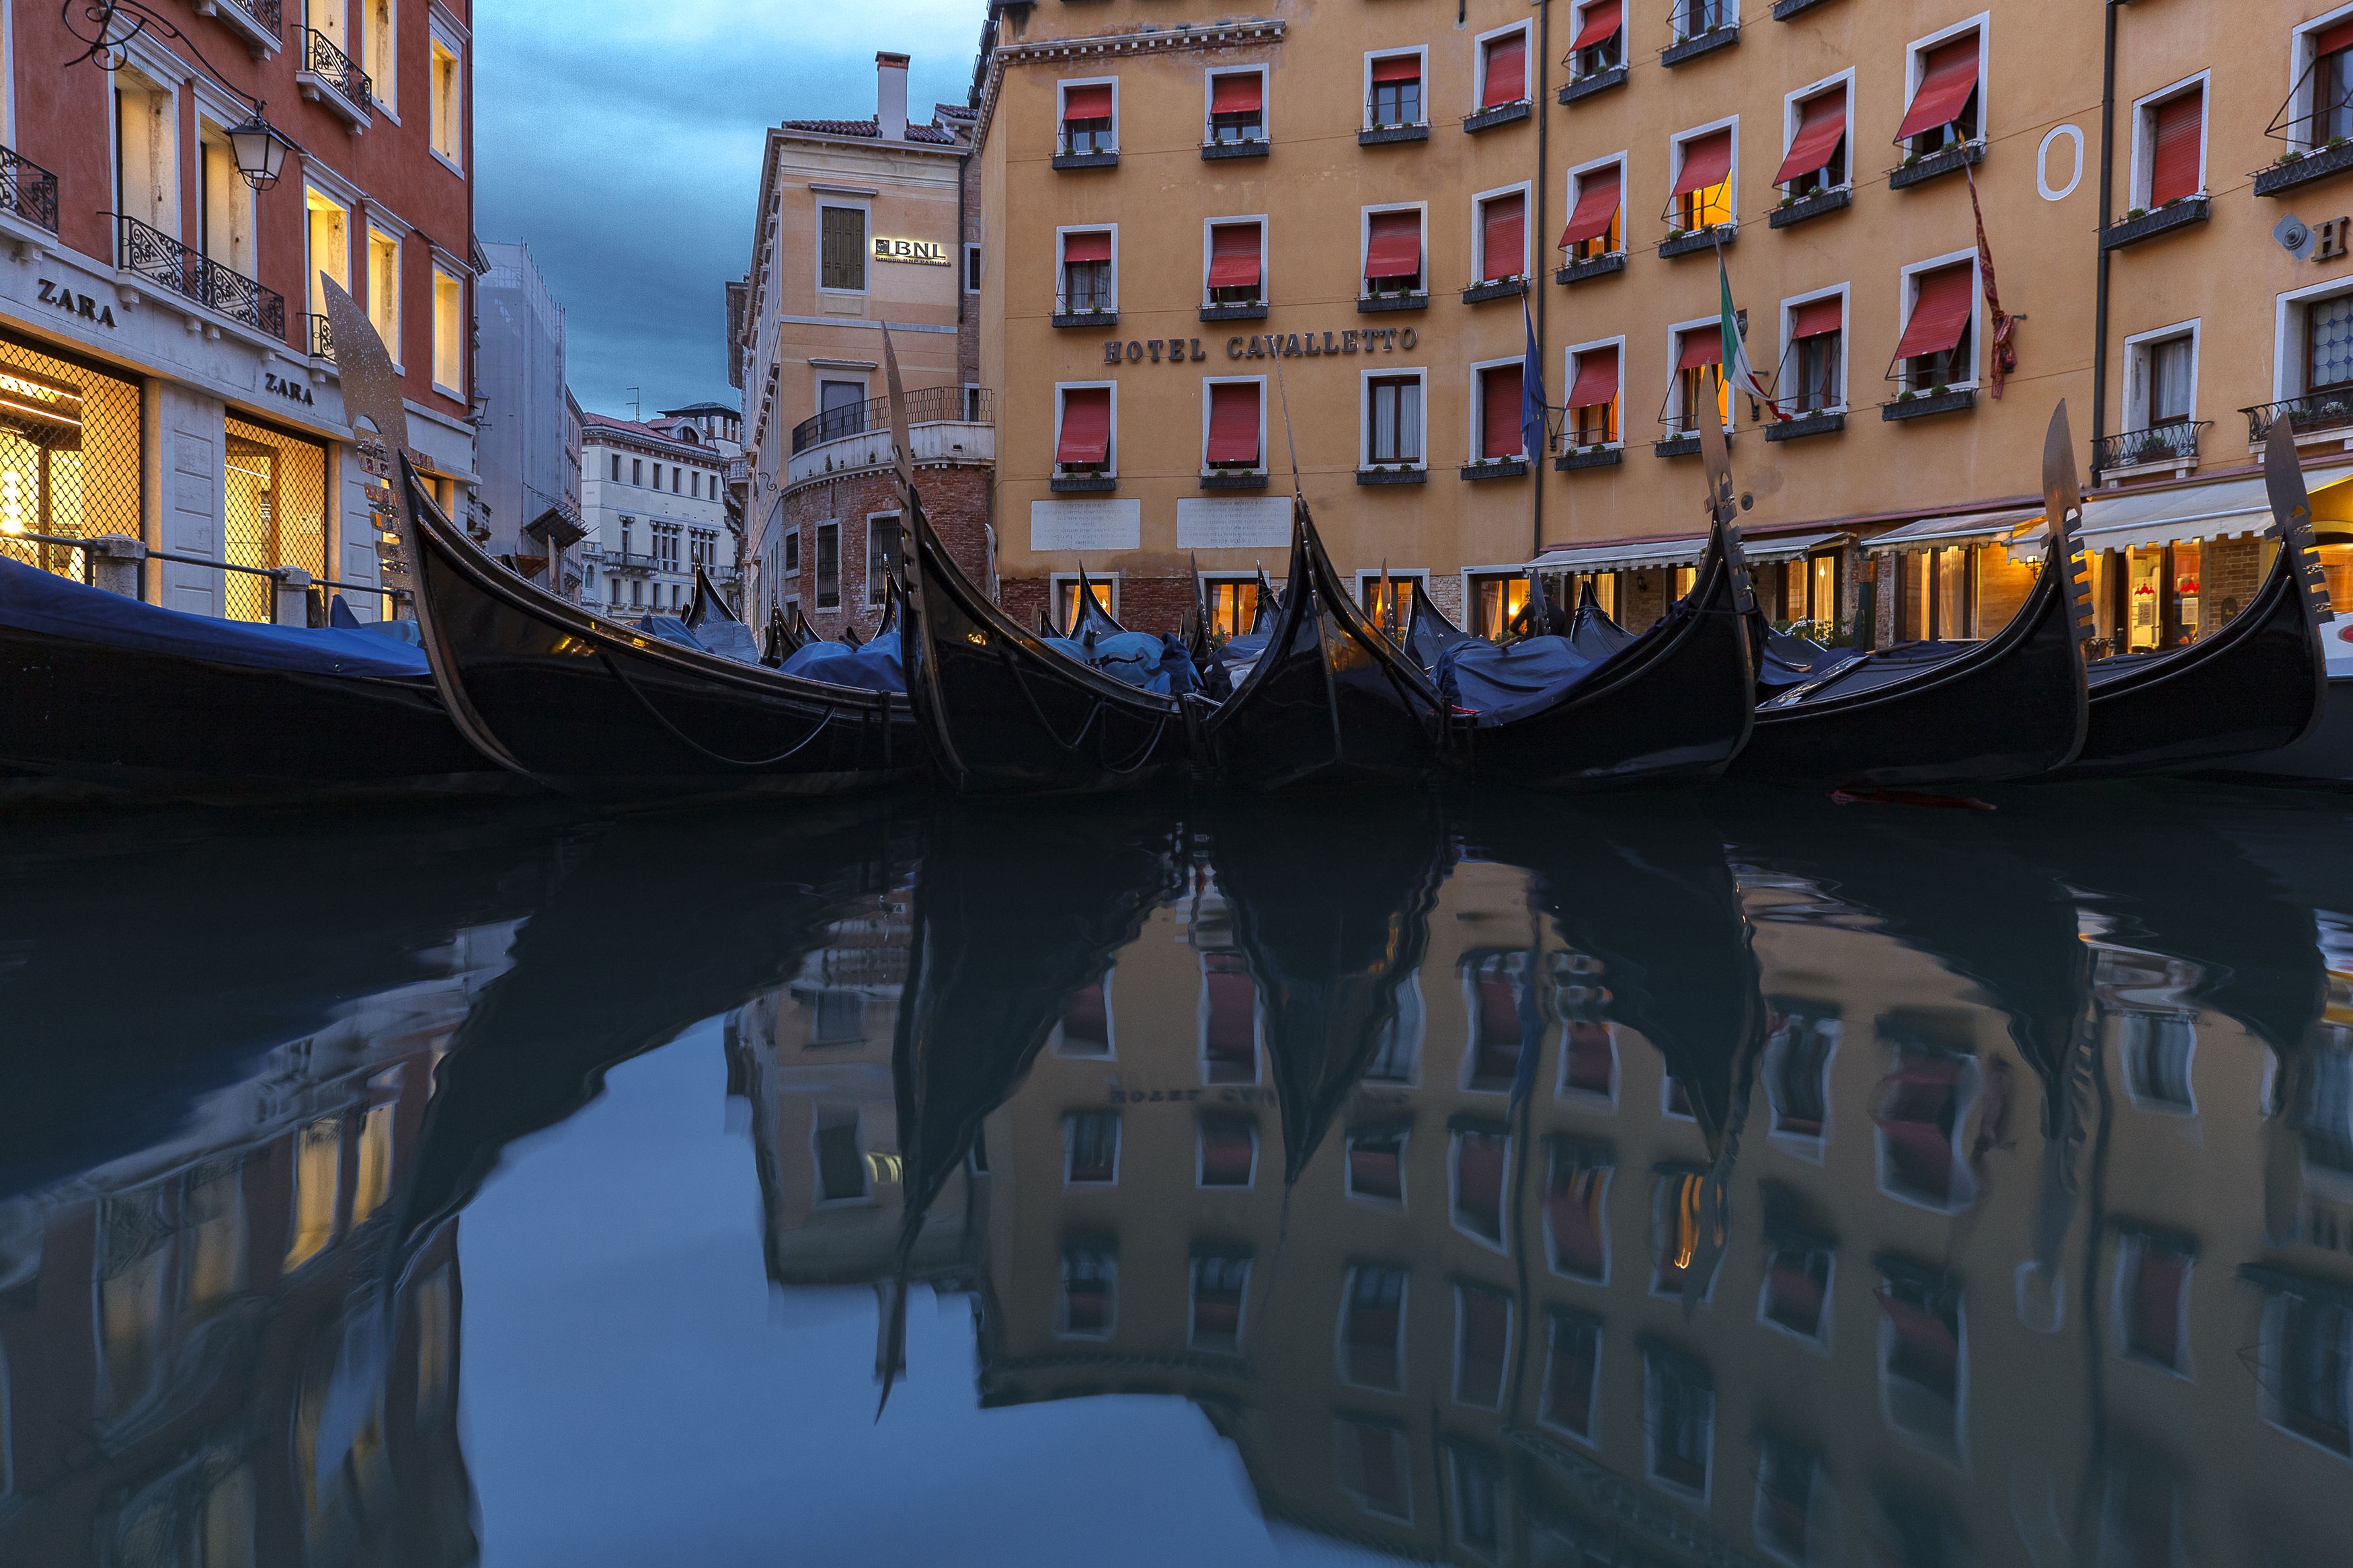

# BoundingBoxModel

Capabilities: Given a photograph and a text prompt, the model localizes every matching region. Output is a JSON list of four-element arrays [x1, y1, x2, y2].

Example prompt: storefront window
[[2318, 541, 2353, 615], [223, 416, 327, 624], [1469, 574, 1527, 640], [2126, 547, 2165, 653], [1933, 546, 1972, 640], [0, 337, 143, 583], [1205, 579, 1258, 639]]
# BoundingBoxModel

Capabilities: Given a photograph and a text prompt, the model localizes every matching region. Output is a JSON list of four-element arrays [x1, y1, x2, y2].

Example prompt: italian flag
[[1719, 251, 1789, 422]]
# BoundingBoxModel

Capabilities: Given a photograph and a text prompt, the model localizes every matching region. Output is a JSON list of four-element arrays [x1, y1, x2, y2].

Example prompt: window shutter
[[1207, 223, 1263, 290], [1364, 211, 1422, 281], [1480, 193, 1525, 281], [1209, 73, 1263, 116], [1790, 298, 1843, 339], [1481, 364, 1524, 458], [1480, 32, 1528, 109], [1062, 84, 1115, 122], [1773, 93, 1849, 185], [2148, 89, 2202, 206], [1062, 230, 1112, 265], [1896, 37, 1981, 142], [1678, 332, 1724, 371], [1371, 54, 1421, 85], [2321, 19, 2353, 56], [1893, 265, 1975, 361], [1671, 130, 1734, 196], [1567, 347, 1619, 409], [1560, 167, 1622, 246], [1055, 388, 1111, 465], [1571, 0, 1623, 51], [1206, 382, 1261, 464]]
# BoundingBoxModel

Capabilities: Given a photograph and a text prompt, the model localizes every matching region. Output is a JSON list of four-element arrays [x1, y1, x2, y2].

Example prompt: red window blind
[[1775, 92, 1849, 184], [1560, 167, 1622, 245], [1481, 32, 1528, 108], [1671, 130, 1734, 196], [1456, 1286, 1511, 1407], [1481, 364, 1523, 458], [1371, 54, 1421, 84], [2320, 19, 2353, 56], [1364, 211, 1421, 280], [1893, 265, 1975, 360], [1209, 73, 1263, 116], [1896, 37, 1981, 141], [1678, 331, 1724, 371], [1567, 347, 1620, 409], [1062, 230, 1111, 265], [1062, 84, 1114, 123], [1349, 1138, 1403, 1200], [1571, 0, 1623, 50], [1199, 1120, 1255, 1186], [1766, 1253, 1827, 1334], [1206, 382, 1261, 464], [1207, 223, 1262, 289], [1480, 193, 1525, 280], [1875, 1289, 1960, 1391], [2148, 89, 2203, 206], [1055, 388, 1111, 465], [1790, 298, 1843, 339]]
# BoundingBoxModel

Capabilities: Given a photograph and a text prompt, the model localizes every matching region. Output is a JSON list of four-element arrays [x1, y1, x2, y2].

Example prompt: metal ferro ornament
[[62, 3, 295, 189]]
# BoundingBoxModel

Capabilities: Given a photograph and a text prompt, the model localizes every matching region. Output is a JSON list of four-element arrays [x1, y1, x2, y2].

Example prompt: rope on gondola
[[993, 642, 1168, 774], [597, 648, 842, 768]]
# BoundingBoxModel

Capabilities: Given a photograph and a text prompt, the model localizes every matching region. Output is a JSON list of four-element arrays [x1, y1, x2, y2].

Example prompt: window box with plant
[[1888, 33, 1984, 189], [1562, 2, 1628, 101], [1662, 127, 1737, 257], [1771, 87, 1851, 229], [1203, 72, 1268, 160], [1055, 83, 1119, 170], [1661, 0, 1740, 69], [2258, 23, 2353, 196], [1466, 28, 1533, 133]]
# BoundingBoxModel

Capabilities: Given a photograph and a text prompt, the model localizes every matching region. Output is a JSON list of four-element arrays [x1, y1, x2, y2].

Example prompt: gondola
[[1196, 497, 1453, 792], [323, 284, 920, 795], [1065, 562, 1125, 641], [1726, 404, 2096, 788], [1567, 580, 1635, 659], [2052, 425, 2333, 778], [1402, 576, 1476, 673], [881, 335, 1192, 795], [684, 565, 762, 664], [1443, 425, 1758, 790], [1252, 565, 1281, 628]]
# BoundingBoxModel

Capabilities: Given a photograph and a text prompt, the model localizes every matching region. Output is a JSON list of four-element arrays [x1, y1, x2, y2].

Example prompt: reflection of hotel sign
[[1101, 328, 1419, 366], [872, 236, 950, 265]]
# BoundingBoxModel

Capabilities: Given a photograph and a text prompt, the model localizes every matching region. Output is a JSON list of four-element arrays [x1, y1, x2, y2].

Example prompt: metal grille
[[223, 415, 327, 623], [0, 142, 58, 233], [0, 335, 143, 582]]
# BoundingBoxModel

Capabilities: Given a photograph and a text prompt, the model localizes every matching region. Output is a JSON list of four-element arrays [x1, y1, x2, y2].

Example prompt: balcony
[[1051, 297, 1118, 329], [1773, 0, 1840, 17], [298, 29, 372, 127], [1889, 139, 1983, 191], [1051, 141, 1119, 171], [1659, 223, 1736, 259], [1461, 275, 1529, 306], [1882, 388, 1976, 421], [1661, 23, 1739, 69], [1556, 251, 1627, 286], [307, 311, 336, 363], [1358, 119, 1430, 147], [0, 144, 60, 239], [1199, 469, 1269, 491], [115, 214, 286, 339], [195, 0, 282, 54], [2243, 393, 2353, 450], [785, 386, 994, 487], [1560, 66, 1628, 106], [2100, 196, 2208, 250], [2256, 139, 2353, 198], [2093, 420, 2207, 478], [1764, 409, 1846, 442], [1770, 186, 1851, 229], [1462, 100, 1533, 135]]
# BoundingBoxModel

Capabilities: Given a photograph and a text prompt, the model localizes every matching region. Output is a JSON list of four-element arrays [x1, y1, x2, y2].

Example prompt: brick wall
[[2204, 535, 2265, 624], [1000, 573, 1199, 636], [774, 462, 990, 642], [1622, 569, 1669, 631]]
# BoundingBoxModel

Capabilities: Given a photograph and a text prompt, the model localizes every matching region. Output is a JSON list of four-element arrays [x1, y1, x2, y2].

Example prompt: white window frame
[[364, 223, 403, 371], [1543, 1157, 1612, 1284], [1054, 222, 1119, 317], [2121, 318, 2201, 440], [1203, 63, 1271, 144], [1539, 1311, 1603, 1446], [2290, 5, 2353, 153], [2127, 70, 2210, 210], [1359, 200, 1429, 298], [1447, 1125, 1513, 1255], [1055, 1247, 1117, 1340], [815, 196, 873, 298], [427, 20, 465, 175], [1756, 1243, 1837, 1352], [1359, 364, 1430, 471], [1665, 315, 1732, 434], [1361, 46, 1432, 131], [1562, 333, 1628, 451], [1048, 569, 1121, 630], [1197, 950, 1263, 1084], [1780, 68, 1856, 194], [1872, 1053, 1983, 1214], [1199, 372, 1269, 476], [1902, 13, 1992, 150], [1344, 1124, 1410, 1207], [1778, 283, 1852, 416], [364, 0, 399, 118], [1673, 0, 1740, 44], [1468, 354, 1530, 461], [430, 261, 465, 398], [1056, 73, 1121, 153], [808, 1106, 869, 1209], [1062, 1110, 1121, 1186], [1335, 1265, 1410, 1393], [1187, 1251, 1254, 1348], [812, 518, 842, 612], [1050, 966, 1115, 1057], [1470, 179, 1533, 284], [1895, 247, 1984, 393], [1354, 567, 1430, 608], [2272, 272, 2353, 402], [1194, 1120, 1259, 1190], [1451, 1282, 1514, 1411], [2256, 1287, 2353, 1458], [1668, 114, 1742, 234], [1200, 212, 1268, 307], [963, 241, 982, 295], [1568, 0, 1626, 77], [863, 510, 899, 609], [1874, 1276, 1970, 1460], [1051, 379, 1118, 477], [1471, 18, 1535, 112], [1642, 1352, 1717, 1503], [1564, 151, 1630, 259]]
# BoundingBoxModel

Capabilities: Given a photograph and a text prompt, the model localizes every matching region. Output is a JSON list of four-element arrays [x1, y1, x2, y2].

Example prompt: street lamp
[[225, 108, 294, 192]]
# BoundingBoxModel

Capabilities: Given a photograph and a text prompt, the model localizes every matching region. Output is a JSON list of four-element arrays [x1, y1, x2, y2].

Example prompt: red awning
[[1893, 265, 1975, 360], [1481, 363, 1523, 458], [1790, 297, 1843, 339], [1774, 91, 1848, 185], [1896, 37, 1981, 141], [1481, 31, 1527, 108], [1062, 84, 1114, 123], [1671, 130, 1734, 197], [2149, 88, 2203, 206], [2325, 19, 2353, 56], [1364, 211, 1421, 280], [1209, 73, 1263, 116], [1371, 53, 1421, 84], [1567, 346, 1618, 409], [1560, 167, 1620, 245], [1056, 388, 1111, 464], [1062, 230, 1111, 265], [1480, 193, 1525, 281], [1207, 382, 1260, 464], [1678, 331, 1723, 371], [1207, 223, 1261, 289], [1571, 0, 1622, 51]]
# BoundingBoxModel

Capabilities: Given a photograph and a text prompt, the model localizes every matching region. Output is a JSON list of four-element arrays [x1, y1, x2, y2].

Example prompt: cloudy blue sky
[[475, 2, 982, 422]]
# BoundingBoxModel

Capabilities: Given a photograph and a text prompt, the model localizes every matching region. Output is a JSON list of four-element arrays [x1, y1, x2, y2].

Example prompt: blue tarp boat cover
[[781, 631, 906, 693], [633, 614, 709, 652], [690, 618, 762, 665], [0, 557, 430, 679], [326, 594, 425, 648], [1047, 631, 1203, 696], [1435, 634, 1601, 726]]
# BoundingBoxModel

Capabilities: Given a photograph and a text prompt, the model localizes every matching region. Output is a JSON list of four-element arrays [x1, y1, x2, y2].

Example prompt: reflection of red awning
[[1790, 298, 1843, 340], [1767, 1254, 1825, 1329], [1896, 37, 1980, 140], [1200, 1121, 1254, 1185], [1774, 91, 1848, 185], [2149, 89, 2203, 206], [1055, 388, 1110, 464], [1672, 130, 1732, 197], [1548, 1180, 1605, 1276], [1477, 975, 1522, 1044], [1480, 192, 1525, 280], [1678, 331, 1723, 371], [1481, 362, 1523, 459], [1893, 265, 1974, 361], [1365, 210, 1421, 280], [1207, 223, 1261, 289], [1876, 1289, 1959, 1388], [1481, 31, 1528, 108], [1062, 981, 1109, 1049], [1209, 73, 1263, 116], [1570, 0, 1622, 51], [1062, 230, 1111, 265], [1207, 382, 1261, 464], [1063, 84, 1114, 122], [1560, 167, 1621, 245], [1371, 53, 1421, 84], [1349, 1143, 1402, 1199], [1567, 347, 1619, 409], [1455, 1130, 1507, 1231]]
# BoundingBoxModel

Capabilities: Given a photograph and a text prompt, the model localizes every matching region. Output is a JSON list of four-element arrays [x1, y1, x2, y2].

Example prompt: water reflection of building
[[0, 922, 514, 1567]]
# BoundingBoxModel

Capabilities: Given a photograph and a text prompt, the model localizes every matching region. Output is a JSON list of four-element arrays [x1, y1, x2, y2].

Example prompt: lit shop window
[[0, 344, 142, 587]]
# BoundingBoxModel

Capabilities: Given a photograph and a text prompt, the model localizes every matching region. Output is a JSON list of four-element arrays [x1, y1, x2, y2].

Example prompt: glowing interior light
[[2, 470, 22, 534]]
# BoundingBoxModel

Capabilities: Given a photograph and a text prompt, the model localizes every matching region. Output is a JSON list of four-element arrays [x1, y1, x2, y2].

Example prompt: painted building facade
[[577, 411, 731, 619]]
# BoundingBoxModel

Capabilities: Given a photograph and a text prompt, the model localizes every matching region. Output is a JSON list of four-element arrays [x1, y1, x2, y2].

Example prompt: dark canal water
[[4, 781, 2352, 1567]]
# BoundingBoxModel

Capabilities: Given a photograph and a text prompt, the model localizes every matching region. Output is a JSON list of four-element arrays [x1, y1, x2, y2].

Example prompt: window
[[817, 378, 866, 442], [1560, 161, 1623, 261], [1778, 85, 1849, 196], [651, 463, 662, 491], [1644, 1347, 1715, 1498], [1335, 1420, 1412, 1522], [1675, 0, 1732, 42], [1670, 325, 1727, 434], [1453, 1284, 1512, 1409], [305, 188, 350, 339], [814, 519, 840, 608], [1207, 69, 1266, 145], [1203, 577, 1261, 638], [631, 458, 643, 486], [1765, 1005, 1840, 1139], [1669, 126, 1734, 233], [2139, 83, 2205, 208], [1363, 207, 1424, 298], [1476, 26, 1529, 112], [1569, 1, 1624, 77], [1874, 1044, 1981, 1211], [366, 229, 400, 360], [1065, 1110, 1120, 1184], [1542, 1310, 1602, 1440], [2258, 1282, 2353, 1456], [1783, 296, 1845, 415], [1653, 1168, 1721, 1298], [1059, 229, 1114, 315], [1340, 1264, 1408, 1391], [813, 1106, 867, 1202], [1199, 1116, 1257, 1187], [964, 243, 982, 294], [1199, 950, 1259, 1081], [866, 513, 898, 607], [1054, 385, 1113, 474], [1060, 81, 1115, 155], [1545, 1141, 1611, 1281], [1191, 1250, 1251, 1351], [820, 205, 867, 292], [114, 69, 179, 238], [1346, 1123, 1408, 1204], [1205, 220, 1264, 307], [1058, 1243, 1116, 1338], [1760, 1237, 1835, 1342], [1565, 343, 1620, 448], [1204, 380, 1263, 471], [1365, 372, 1424, 466], [1475, 362, 1526, 460], [1055, 975, 1113, 1055], [1449, 1446, 1504, 1561], [197, 122, 255, 278], [1052, 574, 1116, 636], [1877, 1264, 1965, 1452], [2308, 292, 2353, 396], [1892, 261, 1977, 392], [1475, 189, 1526, 283], [1754, 1437, 1828, 1567], [431, 265, 463, 394], [1451, 1124, 1509, 1249], [2116, 1228, 2194, 1374], [365, 0, 395, 111], [1367, 53, 1423, 129], [783, 526, 801, 576], [285, 1118, 342, 1270], [429, 32, 463, 165], [2295, 16, 2353, 149], [1898, 30, 1982, 157], [2124, 327, 2198, 460]]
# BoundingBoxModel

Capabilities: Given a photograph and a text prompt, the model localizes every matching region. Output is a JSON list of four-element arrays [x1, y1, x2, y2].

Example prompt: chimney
[[877, 52, 910, 141]]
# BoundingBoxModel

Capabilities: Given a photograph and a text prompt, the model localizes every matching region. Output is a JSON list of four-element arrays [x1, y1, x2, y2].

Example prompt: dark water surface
[[5, 782, 2352, 1567]]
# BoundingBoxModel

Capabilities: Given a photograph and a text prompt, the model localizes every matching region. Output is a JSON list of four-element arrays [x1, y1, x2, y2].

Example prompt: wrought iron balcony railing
[[303, 28, 372, 108], [2243, 393, 2353, 448], [215, 0, 283, 39], [788, 385, 994, 456], [307, 312, 336, 362], [2093, 420, 2207, 472], [116, 214, 287, 339], [0, 143, 58, 235]]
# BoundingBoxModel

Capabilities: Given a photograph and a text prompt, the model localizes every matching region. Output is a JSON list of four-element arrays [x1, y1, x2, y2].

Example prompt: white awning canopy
[[1861, 507, 2044, 554], [1531, 530, 1849, 574], [2004, 466, 2353, 561]]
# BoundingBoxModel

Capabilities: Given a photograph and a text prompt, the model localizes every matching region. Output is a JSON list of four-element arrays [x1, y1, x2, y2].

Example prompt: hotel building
[[967, 0, 2353, 649], [0, 1, 480, 624]]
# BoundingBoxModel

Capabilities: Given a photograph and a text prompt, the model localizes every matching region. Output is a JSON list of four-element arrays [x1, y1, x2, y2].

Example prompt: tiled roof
[[581, 413, 719, 454], [781, 116, 962, 145]]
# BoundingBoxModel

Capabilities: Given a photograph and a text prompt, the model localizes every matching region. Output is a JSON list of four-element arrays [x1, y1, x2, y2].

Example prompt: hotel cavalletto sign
[[1101, 327, 1419, 366]]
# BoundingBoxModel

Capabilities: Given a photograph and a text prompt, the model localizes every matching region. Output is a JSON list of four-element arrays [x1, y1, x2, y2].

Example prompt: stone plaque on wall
[[1176, 496, 1291, 550], [1031, 498, 1141, 552]]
